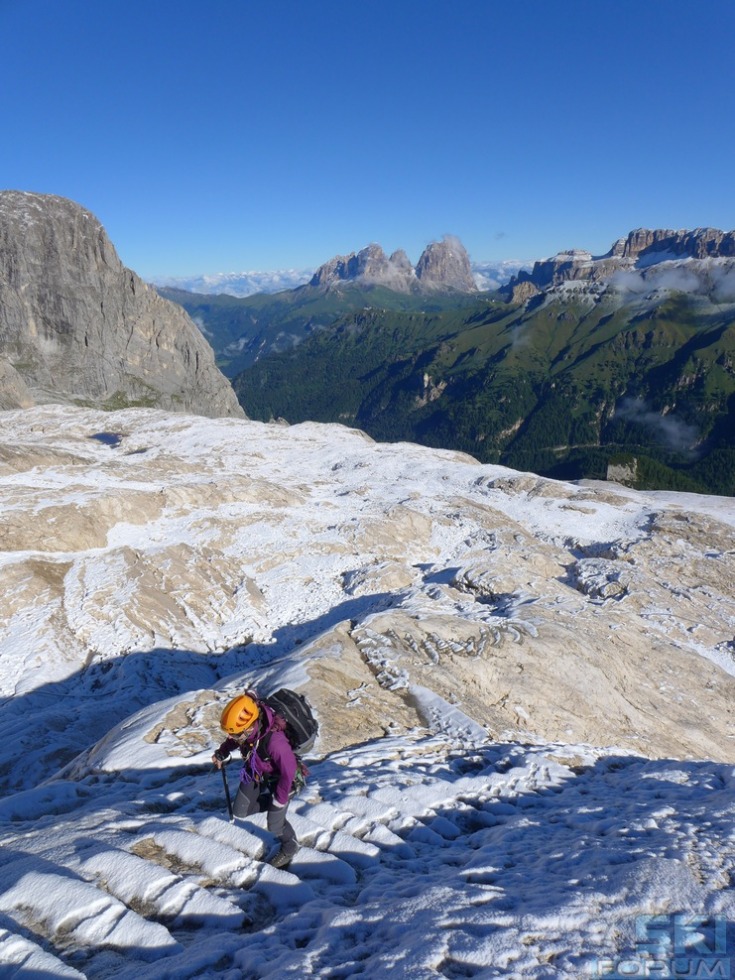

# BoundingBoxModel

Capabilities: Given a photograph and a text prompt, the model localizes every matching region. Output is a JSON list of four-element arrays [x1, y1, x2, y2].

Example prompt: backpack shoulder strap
[[255, 709, 290, 761], [253, 703, 279, 756], [257, 728, 273, 759]]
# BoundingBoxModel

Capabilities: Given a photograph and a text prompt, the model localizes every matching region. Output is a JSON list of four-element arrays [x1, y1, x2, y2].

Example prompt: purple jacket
[[218, 703, 297, 805]]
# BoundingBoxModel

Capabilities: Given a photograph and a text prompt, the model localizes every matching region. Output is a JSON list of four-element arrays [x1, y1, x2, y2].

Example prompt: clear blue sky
[[2, 0, 734, 278]]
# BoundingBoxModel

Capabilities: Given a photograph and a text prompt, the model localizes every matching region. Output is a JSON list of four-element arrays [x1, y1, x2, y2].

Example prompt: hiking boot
[[269, 847, 298, 869]]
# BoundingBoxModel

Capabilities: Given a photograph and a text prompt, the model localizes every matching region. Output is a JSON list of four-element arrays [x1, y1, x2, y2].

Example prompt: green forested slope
[[233, 290, 735, 495], [158, 284, 479, 377]]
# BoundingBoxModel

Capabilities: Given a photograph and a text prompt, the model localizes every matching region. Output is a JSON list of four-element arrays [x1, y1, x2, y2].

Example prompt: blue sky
[[2, 0, 734, 278]]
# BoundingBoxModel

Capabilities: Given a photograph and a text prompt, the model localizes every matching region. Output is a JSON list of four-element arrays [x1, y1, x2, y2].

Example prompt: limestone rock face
[[0, 356, 34, 410], [388, 248, 413, 276], [508, 280, 541, 304], [414, 236, 476, 291], [309, 244, 398, 288], [0, 191, 244, 417], [507, 226, 735, 298], [609, 227, 735, 260], [309, 235, 477, 293]]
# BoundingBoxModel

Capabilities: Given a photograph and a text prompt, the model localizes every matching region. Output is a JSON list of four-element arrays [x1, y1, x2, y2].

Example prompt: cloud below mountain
[[614, 396, 700, 452]]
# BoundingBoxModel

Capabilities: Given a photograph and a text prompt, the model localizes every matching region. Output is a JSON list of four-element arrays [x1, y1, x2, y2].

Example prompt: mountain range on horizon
[[1, 189, 734, 496], [305, 225, 735, 301], [150, 226, 735, 301], [505, 225, 735, 303], [149, 245, 533, 298]]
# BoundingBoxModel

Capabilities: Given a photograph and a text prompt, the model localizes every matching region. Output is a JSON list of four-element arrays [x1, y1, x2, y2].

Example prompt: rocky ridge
[[309, 234, 477, 293], [0, 191, 243, 417], [506, 226, 735, 301]]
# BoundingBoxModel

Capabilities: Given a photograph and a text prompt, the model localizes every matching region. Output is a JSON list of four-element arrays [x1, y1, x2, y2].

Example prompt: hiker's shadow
[[0, 590, 406, 797]]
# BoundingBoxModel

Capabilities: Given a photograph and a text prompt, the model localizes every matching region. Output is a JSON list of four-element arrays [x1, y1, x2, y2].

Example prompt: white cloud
[[614, 396, 699, 452]]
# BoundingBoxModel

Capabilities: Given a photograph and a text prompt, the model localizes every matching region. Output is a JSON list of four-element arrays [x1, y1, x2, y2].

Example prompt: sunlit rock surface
[[1, 404, 734, 797]]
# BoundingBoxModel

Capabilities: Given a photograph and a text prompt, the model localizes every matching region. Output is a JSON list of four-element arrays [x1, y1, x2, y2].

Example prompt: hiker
[[212, 692, 300, 869]]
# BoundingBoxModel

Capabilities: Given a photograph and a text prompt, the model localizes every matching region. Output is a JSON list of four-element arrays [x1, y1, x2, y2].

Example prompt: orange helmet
[[220, 694, 260, 735]]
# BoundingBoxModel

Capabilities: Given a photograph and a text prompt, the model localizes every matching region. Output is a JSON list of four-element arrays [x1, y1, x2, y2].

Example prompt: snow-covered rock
[[1, 405, 734, 977]]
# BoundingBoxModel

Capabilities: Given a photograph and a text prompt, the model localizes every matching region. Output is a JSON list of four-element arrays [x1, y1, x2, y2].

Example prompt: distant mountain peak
[[414, 236, 476, 291], [505, 226, 735, 301], [309, 235, 477, 293]]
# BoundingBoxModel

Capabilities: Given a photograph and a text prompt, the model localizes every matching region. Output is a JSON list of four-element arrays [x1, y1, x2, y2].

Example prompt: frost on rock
[[0, 407, 735, 976], [568, 556, 632, 602]]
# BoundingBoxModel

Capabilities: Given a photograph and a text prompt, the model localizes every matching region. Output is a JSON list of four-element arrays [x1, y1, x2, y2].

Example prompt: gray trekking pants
[[233, 780, 298, 857]]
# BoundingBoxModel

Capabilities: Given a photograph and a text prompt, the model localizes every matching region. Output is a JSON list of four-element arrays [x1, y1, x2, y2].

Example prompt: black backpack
[[264, 688, 319, 755]]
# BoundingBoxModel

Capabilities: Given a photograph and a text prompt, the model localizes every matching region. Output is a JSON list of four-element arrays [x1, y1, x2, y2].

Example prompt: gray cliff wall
[[0, 191, 244, 418]]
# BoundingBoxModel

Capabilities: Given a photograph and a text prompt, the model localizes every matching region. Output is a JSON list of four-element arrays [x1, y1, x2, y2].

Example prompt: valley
[[161, 229, 735, 497]]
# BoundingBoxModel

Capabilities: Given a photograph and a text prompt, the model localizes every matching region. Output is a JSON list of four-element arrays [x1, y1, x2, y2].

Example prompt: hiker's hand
[[212, 754, 222, 769], [212, 748, 230, 769]]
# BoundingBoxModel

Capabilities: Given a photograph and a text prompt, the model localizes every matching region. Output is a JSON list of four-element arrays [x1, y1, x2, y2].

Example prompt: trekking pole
[[220, 761, 234, 823]]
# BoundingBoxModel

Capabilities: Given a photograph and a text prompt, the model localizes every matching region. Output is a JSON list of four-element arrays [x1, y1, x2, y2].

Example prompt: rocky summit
[[0, 191, 243, 417], [506, 225, 735, 299], [309, 234, 477, 293]]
